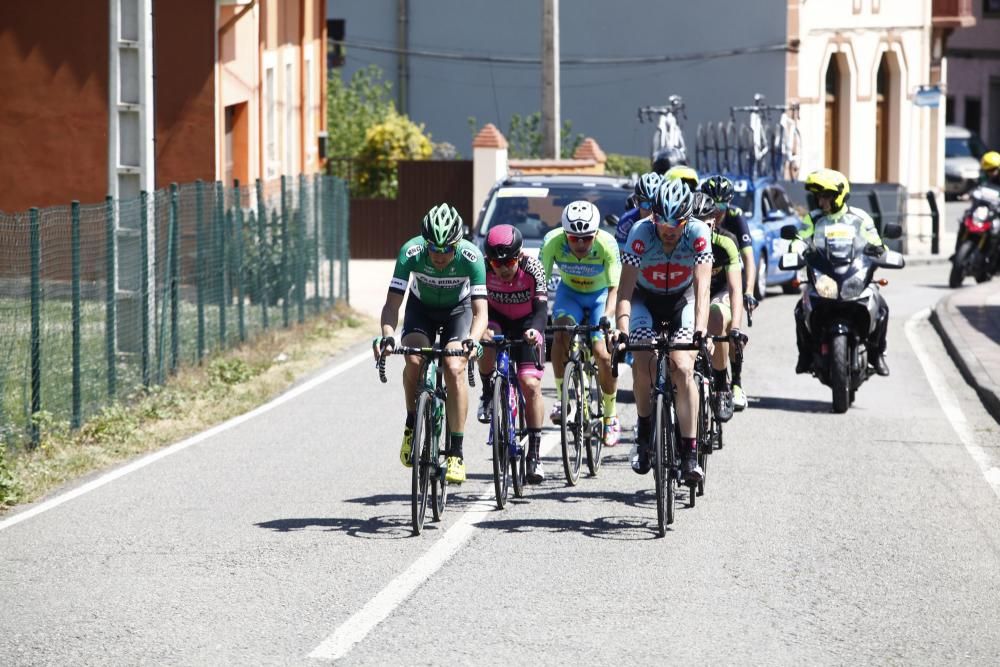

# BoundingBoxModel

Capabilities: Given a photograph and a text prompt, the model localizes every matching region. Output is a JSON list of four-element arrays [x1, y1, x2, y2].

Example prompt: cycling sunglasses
[[489, 256, 518, 269], [653, 213, 686, 228], [426, 242, 456, 254], [567, 233, 596, 243], [714, 201, 729, 212], [637, 199, 653, 210]]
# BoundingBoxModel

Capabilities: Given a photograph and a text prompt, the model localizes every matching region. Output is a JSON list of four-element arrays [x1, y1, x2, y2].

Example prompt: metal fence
[[0, 174, 350, 445]]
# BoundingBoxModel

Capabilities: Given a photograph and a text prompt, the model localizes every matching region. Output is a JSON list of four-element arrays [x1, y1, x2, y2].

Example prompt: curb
[[904, 255, 950, 267], [930, 291, 1000, 423]]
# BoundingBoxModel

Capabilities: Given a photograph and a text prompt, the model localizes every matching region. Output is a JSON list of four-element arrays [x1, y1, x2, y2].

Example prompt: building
[[944, 0, 1000, 147], [0, 0, 328, 212]]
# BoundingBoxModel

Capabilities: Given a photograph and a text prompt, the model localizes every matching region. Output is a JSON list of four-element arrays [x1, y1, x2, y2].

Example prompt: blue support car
[[729, 176, 806, 299]]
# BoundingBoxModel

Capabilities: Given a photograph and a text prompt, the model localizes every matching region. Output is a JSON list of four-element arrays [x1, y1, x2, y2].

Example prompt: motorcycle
[[948, 186, 1000, 288], [780, 220, 904, 414]]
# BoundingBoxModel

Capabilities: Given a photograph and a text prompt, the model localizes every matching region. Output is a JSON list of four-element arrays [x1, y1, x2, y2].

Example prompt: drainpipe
[[397, 0, 408, 114]]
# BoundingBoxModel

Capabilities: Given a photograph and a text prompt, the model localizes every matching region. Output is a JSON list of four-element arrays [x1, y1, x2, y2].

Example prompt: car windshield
[[946, 135, 986, 159], [479, 184, 627, 240], [732, 191, 754, 217]]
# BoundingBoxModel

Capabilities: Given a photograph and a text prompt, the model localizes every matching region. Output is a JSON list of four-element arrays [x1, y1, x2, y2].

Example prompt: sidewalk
[[932, 279, 1000, 421], [347, 259, 398, 321]]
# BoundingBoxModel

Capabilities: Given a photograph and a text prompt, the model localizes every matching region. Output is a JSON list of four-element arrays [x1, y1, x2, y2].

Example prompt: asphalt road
[[2, 262, 1000, 665]]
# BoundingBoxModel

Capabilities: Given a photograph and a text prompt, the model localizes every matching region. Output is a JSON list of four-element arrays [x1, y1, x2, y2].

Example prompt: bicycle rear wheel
[[584, 364, 604, 476], [412, 392, 433, 535], [511, 391, 527, 498], [491, 380, 511, 509], [721, 121, 737, 174], [560, 360, 584, 486]]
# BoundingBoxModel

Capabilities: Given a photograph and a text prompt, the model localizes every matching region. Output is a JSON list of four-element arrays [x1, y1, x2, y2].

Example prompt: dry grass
[[1, 304, 374, 512]]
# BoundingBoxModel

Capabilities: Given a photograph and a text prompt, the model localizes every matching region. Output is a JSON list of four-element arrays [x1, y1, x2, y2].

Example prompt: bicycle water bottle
[[509, 383, 518, 422], [433, 399, 444, 438], [424, 359, 438, 392]]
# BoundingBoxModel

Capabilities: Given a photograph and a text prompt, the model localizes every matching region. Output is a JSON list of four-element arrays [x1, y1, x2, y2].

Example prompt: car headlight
[[840, 274, 866, 299], [813, 274, 838, 299]]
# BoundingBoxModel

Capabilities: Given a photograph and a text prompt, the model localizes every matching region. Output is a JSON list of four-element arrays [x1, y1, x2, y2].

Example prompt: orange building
[[0, 0, 327, 212]]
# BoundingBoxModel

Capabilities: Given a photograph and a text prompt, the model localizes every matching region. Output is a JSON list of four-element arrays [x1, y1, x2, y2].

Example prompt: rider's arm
[[540, 229, 559, 282], [853, 207, 885, 247], [692, 227, 714, 334], [524, 256, 549, 334], [614, 264, 637, 332], [469, 297, 489, 343], [382, 240, 415, 337], [727, 210, 756, 295], [468, 250, 489, 343], [598, 230, 623, 289], [380, 291, 404, 338]]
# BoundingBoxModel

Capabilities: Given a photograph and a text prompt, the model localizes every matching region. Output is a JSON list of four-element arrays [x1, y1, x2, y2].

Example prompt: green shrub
[[207, 358, 255, 387], [356, 111, 433, 198], [605, 153, 650, 177]]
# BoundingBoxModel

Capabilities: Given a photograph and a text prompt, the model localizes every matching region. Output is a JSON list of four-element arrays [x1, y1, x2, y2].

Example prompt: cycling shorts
[[552, 282, 607, 342], [401, 296, 472, 346], [629, 286, 694, 344], [486, 311, 545, 380]]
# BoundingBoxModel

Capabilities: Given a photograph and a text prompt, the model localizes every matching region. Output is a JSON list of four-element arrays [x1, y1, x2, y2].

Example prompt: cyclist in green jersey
[[541, 200, 622, 447], [374, 204, 488, 484]]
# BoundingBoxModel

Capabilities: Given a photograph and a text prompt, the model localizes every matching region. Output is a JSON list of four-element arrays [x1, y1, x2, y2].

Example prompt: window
[[265, 64, 277, 179], [285, 60, 298, 175], [966, 97, 982, 136], [985, 0, 1000, 18]]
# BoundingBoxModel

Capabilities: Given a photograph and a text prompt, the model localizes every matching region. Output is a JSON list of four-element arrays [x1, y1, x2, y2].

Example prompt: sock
[[731, 358, 742, 387], [712, 368, 728, 391], [637, 415, 652, 444], [449, 432, 464, 459], [405, 412, 415, 430], [682, 436, 697, 453], [554, 377, 563, 398], [528, 428, 542, 458], [602, 391, 616, 419]]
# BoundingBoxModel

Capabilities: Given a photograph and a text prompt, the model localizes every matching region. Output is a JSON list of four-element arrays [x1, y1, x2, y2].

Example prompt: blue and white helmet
[[653, 178, 693, 222], [561, 200, 601, 236], [633, 171, 662, 202]]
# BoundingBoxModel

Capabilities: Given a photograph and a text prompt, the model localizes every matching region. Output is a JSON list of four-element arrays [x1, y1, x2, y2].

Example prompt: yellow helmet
[[805, 168, 850, 212], [982, 151, 1000, 172], [665, 165, 699, 192]]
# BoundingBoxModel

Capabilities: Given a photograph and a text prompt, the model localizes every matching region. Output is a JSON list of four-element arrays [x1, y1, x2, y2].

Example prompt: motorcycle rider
[[793, 168, 891, 377], [981, 151, 1000, 189]]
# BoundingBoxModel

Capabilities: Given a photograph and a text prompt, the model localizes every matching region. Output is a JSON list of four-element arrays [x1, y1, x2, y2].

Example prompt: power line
[[333, 39, 794, 67]]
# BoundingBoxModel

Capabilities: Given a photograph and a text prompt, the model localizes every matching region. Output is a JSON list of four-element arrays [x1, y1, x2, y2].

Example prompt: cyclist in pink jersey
[[477, 225, 549, 482]]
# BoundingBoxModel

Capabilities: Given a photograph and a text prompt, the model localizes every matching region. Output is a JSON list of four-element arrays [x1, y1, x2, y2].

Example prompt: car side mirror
[[604, 214, 620, 227], [882, 223, 902, 240], [779, 252, 803, 271], [877, 249, 905, 269], [780, 224, 799, 240]]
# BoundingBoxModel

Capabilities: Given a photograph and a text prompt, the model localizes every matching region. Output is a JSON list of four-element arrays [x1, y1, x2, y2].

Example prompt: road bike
[[639, 95, 687, 163], [613, 332, 707, 537], [546, 320, 610, 485], [377, 343, 475, 535], [481, 335, 543, 509], [730, 94, 802, 180]]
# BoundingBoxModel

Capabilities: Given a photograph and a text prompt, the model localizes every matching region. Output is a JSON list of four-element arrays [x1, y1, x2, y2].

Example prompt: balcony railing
[[933, 0, 976, 28]]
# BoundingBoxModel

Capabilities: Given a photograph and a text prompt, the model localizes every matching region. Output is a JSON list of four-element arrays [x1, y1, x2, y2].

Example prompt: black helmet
[[484, 224, 523, 261], [698, 175, 735, 204], [691, 192, 718, 220], [652, 147, 685, 176]]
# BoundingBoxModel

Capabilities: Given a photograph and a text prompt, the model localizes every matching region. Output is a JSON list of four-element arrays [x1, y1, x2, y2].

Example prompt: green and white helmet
[[421, 203, 464, 247]]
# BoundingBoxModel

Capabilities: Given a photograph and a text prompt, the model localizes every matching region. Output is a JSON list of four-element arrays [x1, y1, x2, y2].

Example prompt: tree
[[356, 111, 433, 198], [469, 113, 584, 159]]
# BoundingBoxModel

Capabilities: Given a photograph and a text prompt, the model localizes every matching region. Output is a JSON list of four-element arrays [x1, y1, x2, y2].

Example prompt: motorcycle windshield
[[813, 221, 862, 267]]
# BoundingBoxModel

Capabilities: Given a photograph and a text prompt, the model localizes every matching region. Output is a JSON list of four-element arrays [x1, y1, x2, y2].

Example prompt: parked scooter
[[780, 220, 904, 414], [948, 186, 1000, 288]]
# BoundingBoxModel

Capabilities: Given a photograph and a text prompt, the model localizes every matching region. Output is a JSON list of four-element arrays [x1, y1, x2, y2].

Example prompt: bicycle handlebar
[[376, 347, 475, 386], [480, 335, 545, 371], [608, 332, 746, 378]]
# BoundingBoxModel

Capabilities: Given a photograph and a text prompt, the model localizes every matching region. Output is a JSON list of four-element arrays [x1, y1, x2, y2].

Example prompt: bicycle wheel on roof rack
[[770, 121, 785, 179], [705, 121, 720, 174], [721, 121, 738, 175], [738, 123, 756, 179], [695, 123, 707, 173]]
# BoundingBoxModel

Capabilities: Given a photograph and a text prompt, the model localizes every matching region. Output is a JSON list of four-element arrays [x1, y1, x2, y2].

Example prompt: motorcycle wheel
[[949, 240, 975, 288], [831, 334, 850, 414]]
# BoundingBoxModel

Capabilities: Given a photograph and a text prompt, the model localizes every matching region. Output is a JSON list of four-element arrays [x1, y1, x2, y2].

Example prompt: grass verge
[[0, 303, 372, 513]]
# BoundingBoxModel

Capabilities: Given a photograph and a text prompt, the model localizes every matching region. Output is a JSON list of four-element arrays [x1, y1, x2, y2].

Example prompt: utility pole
[[542, 0, 560, 158]]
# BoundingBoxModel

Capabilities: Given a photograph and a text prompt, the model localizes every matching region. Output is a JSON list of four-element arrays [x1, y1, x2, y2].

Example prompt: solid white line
[[0, 350, 372, 534], [905, 309, 1000, 499], [308, 432, 562, 663]]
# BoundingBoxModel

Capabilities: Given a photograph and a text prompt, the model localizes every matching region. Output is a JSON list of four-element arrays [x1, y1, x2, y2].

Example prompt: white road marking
[[906, 309, 1000, 499], [308, 432, 563, 663], [0, 351, 373, 533]]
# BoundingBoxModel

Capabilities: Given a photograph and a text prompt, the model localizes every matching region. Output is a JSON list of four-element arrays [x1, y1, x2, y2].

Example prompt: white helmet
[[561, 200, 601, 236]]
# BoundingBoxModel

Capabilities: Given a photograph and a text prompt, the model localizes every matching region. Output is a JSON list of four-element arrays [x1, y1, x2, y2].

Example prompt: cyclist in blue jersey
[[615, 172, 662, 254], [611, 178, 714, 482]]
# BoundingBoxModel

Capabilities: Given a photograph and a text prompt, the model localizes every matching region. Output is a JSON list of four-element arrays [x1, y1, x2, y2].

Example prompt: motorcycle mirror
[[780, 224, 799, 240], [882, 223, 903, 240], [879, 250, 905, 269], [779, 252, 803, 271]]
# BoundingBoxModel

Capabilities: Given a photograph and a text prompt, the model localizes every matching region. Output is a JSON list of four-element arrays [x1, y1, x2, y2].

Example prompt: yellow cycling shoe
[[399, 427, 414, 468], [445, 456, 466, 484]]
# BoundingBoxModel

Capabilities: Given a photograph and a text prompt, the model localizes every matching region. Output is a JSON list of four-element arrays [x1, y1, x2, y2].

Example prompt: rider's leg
[[708, 298, 735, 421], [795, 299, 812, 374], [670, 348, 700, 478], [550, 283, 583, 423], [869, 288, 890, 376], [477, 325, 497, 388], [518, 362, 546, 482], [628, 299, 656, 473]]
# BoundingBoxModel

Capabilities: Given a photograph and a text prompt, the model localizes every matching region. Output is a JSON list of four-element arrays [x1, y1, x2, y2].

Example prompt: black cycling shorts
[[401, 296, 473, 346]]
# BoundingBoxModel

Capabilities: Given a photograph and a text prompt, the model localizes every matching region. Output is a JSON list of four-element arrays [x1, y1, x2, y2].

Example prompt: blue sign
[[913, 85, 943, 108]]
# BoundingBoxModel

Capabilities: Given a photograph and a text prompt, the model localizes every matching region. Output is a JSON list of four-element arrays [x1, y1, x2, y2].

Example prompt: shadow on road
[[750, 395, 832, 413], [254, 515, 415, 539], [475, 513, 676, 540]]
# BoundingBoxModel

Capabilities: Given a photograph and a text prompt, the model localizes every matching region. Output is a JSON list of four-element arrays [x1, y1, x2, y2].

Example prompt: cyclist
[[476, 224, 548, 483], [615, 172, 662, 254], [612, 178, 713, 482], [691, 192, 745, 421], [664, 164, 699, 193], [698, 174, 757, 410], [652, 147, 685, 176], [542, 200, 622, 447], [374, 203, 488, 484], [793, 169, 890, 376]]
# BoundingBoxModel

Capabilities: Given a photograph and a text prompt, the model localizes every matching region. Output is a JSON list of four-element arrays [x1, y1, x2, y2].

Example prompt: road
[[2, 261, 1000, 665]]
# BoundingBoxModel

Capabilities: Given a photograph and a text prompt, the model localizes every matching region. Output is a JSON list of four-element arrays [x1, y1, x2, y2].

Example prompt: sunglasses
[[567, 234, 595, 243], [638, 199, 653, 210], [427, 242, 456, 254], [653, 213, 686, 228], [489, 256, 518, 269]]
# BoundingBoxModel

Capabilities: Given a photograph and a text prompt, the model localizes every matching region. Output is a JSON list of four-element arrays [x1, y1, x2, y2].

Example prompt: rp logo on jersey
[[641, 263, 692, 289], [693, 236, 708, 253], [631, 239, 646, 255]]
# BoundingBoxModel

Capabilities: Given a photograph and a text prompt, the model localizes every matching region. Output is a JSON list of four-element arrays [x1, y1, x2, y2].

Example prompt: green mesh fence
[[0, 174, 350, 445]]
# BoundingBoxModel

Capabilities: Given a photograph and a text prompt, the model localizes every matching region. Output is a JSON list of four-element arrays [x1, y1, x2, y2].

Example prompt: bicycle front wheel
[[560, 360, 584, 486], [491, 380, 511, 509], [411, 391, 433, 535], [584, 363, 603, 477]]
